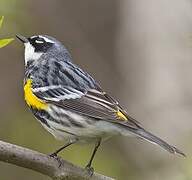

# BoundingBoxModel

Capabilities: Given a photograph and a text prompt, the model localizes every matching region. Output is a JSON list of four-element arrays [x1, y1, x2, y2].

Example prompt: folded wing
[[33, 85, 141, 129]]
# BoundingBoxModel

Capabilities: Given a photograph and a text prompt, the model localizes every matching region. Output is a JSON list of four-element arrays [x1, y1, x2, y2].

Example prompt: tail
[[127, 127, 185, 157]]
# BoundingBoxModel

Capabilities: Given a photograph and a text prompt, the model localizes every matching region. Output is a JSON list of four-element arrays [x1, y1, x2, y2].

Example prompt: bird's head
[[16, 34, 63, 64]]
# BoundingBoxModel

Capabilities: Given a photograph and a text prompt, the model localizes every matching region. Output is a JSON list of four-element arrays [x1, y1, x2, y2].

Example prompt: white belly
[[41, 106, 121, 143]]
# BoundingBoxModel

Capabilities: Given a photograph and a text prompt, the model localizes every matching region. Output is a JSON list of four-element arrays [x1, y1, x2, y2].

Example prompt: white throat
[[24, 42, 43, 64]]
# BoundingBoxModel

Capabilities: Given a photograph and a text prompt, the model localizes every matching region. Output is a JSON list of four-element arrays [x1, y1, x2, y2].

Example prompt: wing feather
[[33, 86, 140, 129], [34, 85, 84, 101]]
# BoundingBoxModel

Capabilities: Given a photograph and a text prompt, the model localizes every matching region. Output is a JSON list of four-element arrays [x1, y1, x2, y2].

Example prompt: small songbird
[[16, 34, 185, 173]]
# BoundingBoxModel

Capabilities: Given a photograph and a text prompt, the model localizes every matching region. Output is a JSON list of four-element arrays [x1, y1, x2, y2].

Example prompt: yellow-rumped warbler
[[16, 34, 185, 172]]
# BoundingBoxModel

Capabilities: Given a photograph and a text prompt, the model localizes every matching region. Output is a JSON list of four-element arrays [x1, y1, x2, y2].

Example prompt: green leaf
[[0, 16, 4, 29], [0, 38, 14, 48]]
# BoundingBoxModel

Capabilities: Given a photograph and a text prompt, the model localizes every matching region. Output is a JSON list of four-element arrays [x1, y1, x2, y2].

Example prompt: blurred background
[[0, 0, 192, 179]]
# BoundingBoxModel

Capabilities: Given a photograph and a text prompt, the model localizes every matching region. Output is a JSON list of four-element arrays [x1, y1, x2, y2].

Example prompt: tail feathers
[[132, 128, 185, 157]]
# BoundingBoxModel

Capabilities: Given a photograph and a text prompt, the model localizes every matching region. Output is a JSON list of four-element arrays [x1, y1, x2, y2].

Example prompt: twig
[[0, 140, 114, 180]]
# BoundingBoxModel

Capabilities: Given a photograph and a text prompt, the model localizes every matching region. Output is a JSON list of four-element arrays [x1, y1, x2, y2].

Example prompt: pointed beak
[[16, 34, 29, 43]]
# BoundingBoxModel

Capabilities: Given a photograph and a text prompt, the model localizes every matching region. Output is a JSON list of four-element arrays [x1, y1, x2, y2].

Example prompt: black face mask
[[28, 36, 54, 53]]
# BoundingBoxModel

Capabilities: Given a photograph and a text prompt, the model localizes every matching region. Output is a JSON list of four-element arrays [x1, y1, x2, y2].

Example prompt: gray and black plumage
[[16, 34, 185, 170]]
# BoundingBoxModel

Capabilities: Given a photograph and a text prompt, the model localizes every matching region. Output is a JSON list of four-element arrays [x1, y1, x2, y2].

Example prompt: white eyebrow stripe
[[39, 36, 54, 43], [31, 35, 38, 39]]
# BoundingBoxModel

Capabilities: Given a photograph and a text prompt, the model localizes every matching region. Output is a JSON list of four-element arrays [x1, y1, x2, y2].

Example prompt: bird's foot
[[49, 152, 62, 167], [49, 152, 58, 158], [85, 165, 94, 177]]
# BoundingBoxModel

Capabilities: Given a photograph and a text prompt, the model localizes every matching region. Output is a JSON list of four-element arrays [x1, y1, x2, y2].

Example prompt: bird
[[16, 34, 185, 173]]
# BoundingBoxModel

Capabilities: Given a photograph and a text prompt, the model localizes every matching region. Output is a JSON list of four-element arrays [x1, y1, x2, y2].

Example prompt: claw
[[48, 153, 62, 167], [49, 152, 57, 158], [85, 165, 94, 176]]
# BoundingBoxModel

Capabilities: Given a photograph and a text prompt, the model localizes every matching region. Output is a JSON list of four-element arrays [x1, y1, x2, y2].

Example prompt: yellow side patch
[[117, 110, 128, 121], [24, 79, 47, 110]]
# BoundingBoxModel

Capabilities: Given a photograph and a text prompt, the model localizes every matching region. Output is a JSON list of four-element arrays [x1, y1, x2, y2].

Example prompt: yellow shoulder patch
[[116, 110, 128, 121], [24, 79, 47, 110]]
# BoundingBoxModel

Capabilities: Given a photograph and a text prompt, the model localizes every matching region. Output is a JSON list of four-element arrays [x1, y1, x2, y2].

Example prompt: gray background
[[0, 0, 191, 179]]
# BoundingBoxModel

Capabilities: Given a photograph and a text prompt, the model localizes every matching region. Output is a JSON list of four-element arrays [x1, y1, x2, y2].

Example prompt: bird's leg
[[85, 139, 101, 175], [49, 139, 78, 157]]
